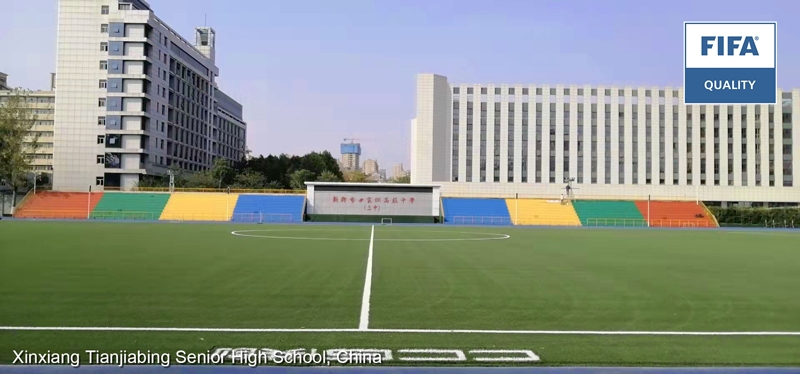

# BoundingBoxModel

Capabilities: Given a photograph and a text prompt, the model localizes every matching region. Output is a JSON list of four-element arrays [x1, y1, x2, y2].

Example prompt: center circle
[[230, 228, 510, 242]]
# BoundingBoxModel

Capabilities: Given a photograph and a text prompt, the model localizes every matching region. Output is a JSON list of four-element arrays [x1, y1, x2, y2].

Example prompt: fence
[[452, 216, 513, 225], [89, 211, 160, 220], [649, 219, 715, 228], [14, 210, 89, 219], [231, 213, 295, 223], [585, 218, 649, 227], [132, 187, 304, 195]]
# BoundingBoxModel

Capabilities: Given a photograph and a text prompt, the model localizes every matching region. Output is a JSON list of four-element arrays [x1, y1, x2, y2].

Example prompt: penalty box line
[[1, 326, 800, 336]]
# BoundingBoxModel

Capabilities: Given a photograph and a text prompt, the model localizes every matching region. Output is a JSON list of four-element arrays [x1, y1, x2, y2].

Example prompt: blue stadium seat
[[231, 195, 305, 222], [441, 198, 512, 225]]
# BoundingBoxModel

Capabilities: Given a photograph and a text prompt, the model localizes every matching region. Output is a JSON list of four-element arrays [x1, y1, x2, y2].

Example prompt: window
[[98, 98, 106, 107], [97, 155, 105, 164], [97, 135, 105, 144], [99, 80, 107, 88], [101, 5, 109, 14], [96, 177, 105, 186], [100, 61, 108, 70], [98, 116, 106, 126], [118, 3, 132, 10], [101, 24, 109, 33], [100, 42, 108, 52]]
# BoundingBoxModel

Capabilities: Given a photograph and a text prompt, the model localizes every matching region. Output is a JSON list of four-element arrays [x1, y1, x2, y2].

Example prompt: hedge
[[708, 207, 800, 227]]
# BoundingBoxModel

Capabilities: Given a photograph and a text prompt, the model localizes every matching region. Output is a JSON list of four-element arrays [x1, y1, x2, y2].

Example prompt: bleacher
[[506, 199, 582, 226], [90, 193, 171, 220], [573, 200, 646, 226], [14, 192, 103, 219], [231, 195, 305, 222], [635, 201, 717, 227], [159, 193, 240, 221], [442, 198, 512, 225]]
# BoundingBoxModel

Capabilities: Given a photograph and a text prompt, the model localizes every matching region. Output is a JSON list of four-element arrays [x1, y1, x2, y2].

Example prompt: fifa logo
[[701, 36, 759, 56], [684, 22, 776, 104]]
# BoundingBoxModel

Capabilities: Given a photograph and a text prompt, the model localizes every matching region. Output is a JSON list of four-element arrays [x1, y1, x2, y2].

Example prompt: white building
[[393, 163, 409, 179], [0, 74, 56, 179], [54, 0, 246, 191], [412, 74, 800, 205]]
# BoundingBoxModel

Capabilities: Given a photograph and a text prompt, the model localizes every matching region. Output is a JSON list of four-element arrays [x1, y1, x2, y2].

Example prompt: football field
[[1, 221, 799, 366]]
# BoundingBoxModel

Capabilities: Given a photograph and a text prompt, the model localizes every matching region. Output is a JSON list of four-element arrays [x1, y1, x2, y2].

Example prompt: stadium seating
[[572, 200, 646, 226], [159, 193, 240, 221], [506, 198, 582, 226], [634, 201, 717, 227], [14, 191, 104, 219], [442, 198, 512, 224], [90, 193, 171, 220], [231, 195, 305, 222]]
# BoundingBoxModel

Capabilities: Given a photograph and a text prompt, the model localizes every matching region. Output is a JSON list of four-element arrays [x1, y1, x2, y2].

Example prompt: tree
[[317, 170, 341, 182], [210, 158, 234, 188], [392, 174, 411, 183], [290, 169, 315, 190], [343, 170, 371, 183], [0, 89, 39, 212], [231, 169, 266, 189]]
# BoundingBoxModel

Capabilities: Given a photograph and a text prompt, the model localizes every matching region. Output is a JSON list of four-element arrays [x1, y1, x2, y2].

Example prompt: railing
[[11, 189, 35, 217], [231, 213, 294, 223], [132, 187, 304, 195], [159, 213, 232, 221], [90, 211, 159, 220], [451, 216, 513, 225], [514, 219, 582, 227], [649, 219, 715, 228], [13, 209, 88, 219], [585, 218, 649, 227]]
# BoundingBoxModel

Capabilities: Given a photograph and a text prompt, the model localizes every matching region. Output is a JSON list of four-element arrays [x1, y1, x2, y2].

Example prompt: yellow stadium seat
[[504, 198, 582, 226], [159, 193, 239, 221]]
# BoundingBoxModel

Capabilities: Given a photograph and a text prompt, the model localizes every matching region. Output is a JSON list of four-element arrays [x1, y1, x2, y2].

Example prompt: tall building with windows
[[0, 75, 56, 179], [54, 0, 246, 191], [413, 73, 800, 205], [363, 159, 379, 175], [340, 140, 361, 171]]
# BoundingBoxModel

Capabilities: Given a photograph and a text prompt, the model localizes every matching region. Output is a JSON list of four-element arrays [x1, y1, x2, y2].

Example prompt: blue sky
[[1, 0, 798, 176]]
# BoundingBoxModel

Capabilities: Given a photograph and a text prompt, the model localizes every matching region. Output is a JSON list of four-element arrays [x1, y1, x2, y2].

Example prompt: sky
[[1, 0, 799, 177]]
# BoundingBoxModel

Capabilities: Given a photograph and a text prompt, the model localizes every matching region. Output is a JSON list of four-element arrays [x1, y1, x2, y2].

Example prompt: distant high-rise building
[[379, 169, 386, 180], [393, 163, 408, 179], [363, 159, 379, 175], [340, 139, 361, 171]]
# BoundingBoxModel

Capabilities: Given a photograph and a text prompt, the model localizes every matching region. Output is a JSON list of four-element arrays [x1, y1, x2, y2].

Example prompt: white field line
[[358, 225, 375, 330], [1, 326, 800, 336]]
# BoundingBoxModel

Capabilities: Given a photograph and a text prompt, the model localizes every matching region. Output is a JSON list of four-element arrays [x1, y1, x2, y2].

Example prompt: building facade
[[363, 159, 379, 175], [393, 163, 409, 180], [54, 0, 246, 191], [0, 75, 56, 179], [413, 74, 800, 205], [340, 140, 361, 171]]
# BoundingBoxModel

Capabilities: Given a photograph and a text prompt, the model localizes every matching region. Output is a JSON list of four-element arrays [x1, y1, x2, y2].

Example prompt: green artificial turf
[[1, 221, 799, 366]]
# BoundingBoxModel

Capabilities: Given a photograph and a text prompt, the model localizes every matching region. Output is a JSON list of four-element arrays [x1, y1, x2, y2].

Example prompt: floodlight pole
[[647, 194, 651, 228]]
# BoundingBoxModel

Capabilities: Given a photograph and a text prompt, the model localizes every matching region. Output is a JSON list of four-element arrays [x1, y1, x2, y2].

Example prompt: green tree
[[317, 170, 341, 182], [210, 158, 234, 188], [231, 169, 267, 189], [343, 169, 370, 183], [392, 174, 411, 183], [0, 89, 39, 211], [290, 169, 315, 190]]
